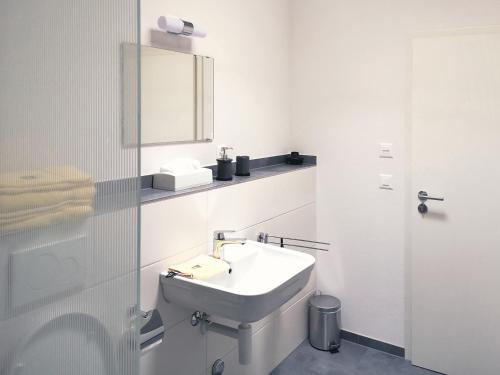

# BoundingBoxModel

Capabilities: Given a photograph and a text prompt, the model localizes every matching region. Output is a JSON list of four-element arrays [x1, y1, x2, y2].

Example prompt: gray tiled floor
[[270, 340, 438, 375]]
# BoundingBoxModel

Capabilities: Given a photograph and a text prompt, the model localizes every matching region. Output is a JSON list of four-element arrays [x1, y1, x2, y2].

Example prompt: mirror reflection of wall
[[123, 45, 214, 145]]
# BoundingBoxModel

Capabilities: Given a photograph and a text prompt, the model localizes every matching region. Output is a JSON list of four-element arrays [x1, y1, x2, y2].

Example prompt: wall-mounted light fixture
[[157, 16, 207, 38]]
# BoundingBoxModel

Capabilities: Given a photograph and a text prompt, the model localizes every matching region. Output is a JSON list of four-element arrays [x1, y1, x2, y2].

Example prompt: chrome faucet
[[213, 230, 246, 259]]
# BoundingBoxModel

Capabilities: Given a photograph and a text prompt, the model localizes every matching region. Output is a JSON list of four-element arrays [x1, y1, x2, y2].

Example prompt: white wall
[[290, 0, 500, 347], [140, 0, 500, 351], [140, 0, 292, 175], [140, 168, 317, 375]]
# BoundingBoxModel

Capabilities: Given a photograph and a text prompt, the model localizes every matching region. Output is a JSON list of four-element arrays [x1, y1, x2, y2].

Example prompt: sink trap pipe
[[194, 312, 252, 365]]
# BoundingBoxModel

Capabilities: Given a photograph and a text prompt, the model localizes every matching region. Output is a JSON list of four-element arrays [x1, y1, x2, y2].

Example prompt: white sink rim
[[168, 241, 315, 297], [160, 240, 316, 322]]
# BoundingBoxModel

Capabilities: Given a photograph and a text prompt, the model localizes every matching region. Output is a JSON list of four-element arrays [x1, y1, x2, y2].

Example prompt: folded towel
[[168, 254, 230, 280], [0, 166, 93, 194], [0, 186, 95, 213], [0, 205, 93, 235], [0, 199, 93, 223], [0, 166, 95, 235]]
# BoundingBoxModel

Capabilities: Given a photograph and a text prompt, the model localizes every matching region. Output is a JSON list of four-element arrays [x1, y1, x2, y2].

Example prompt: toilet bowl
[[5, 313, 117, 375]]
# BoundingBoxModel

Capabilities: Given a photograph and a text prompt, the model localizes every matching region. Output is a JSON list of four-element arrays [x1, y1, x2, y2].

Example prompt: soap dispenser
[[216, 146, 234, 181]]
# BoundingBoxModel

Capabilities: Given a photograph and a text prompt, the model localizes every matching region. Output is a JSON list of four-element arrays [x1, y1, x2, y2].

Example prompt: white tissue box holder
[[153, 168, 213, 191]]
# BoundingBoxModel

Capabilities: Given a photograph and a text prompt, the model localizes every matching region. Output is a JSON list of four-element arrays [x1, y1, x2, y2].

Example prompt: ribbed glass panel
[[0, 1, 140, 375]]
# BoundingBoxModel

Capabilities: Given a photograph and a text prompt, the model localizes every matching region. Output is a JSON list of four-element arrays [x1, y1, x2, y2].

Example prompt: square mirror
[[123, 45, 214, 145]]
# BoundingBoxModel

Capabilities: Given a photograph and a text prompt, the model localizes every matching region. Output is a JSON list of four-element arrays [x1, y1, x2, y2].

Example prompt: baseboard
[[341, 330, 405, 358]]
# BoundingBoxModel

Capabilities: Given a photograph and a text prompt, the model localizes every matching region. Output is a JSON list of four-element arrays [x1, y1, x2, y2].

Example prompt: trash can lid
[[309, 294, 341, 312]]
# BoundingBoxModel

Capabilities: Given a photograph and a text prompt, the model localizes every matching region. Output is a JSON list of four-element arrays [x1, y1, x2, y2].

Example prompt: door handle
[[418, 191, 444, 202], [418, 191, 444, 214]]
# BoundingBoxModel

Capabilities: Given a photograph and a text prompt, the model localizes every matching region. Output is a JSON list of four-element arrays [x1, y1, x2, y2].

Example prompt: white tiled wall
[[141, 193, 208, 267], [207, 168, 316, 236], [140, 168, 316, 375]]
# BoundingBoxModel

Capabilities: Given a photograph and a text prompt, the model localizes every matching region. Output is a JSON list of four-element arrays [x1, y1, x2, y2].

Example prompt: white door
[[411, 28, 500, 375]]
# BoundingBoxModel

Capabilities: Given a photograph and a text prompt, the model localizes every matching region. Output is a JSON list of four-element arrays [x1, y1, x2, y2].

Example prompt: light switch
[[379, 143, 394, 158], [379, 174, 394, 190]]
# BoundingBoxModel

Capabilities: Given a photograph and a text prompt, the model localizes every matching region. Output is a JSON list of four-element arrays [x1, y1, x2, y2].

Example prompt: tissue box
[[153, 168, 213, 191]]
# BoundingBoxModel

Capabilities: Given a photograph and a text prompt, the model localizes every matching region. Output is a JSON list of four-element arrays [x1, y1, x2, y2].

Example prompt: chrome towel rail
[[257, 232, 330, 251]]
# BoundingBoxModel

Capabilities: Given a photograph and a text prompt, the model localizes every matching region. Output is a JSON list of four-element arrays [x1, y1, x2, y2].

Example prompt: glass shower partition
[[0, 1, 141, 374]]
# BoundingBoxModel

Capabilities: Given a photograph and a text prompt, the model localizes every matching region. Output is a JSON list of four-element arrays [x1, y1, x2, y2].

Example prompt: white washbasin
[[160, 240, 315, 323]]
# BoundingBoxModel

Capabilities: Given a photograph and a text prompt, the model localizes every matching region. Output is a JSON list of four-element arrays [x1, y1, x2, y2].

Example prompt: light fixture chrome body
[[157, 16, 207, 38]]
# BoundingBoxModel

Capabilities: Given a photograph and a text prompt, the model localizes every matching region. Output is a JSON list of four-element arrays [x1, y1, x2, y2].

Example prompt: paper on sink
[[168, 254, 230, 280]]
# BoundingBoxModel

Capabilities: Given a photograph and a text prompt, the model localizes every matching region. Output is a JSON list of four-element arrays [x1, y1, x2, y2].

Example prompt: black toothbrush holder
[[235, 156, 250, 176]]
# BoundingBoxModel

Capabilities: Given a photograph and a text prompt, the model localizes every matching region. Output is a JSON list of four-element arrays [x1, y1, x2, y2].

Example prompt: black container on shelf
[[216, 146, 234, 181], [216, 158, 233, 181], [235, 156, 250, 177], [286, 151, 304, 165]]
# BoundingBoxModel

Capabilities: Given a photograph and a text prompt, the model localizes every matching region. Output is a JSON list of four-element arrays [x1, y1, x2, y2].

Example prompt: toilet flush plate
[[9, 236, 85, 311]]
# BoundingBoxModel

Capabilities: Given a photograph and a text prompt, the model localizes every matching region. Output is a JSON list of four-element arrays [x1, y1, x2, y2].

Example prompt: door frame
[[404, 25, 500, 362]]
